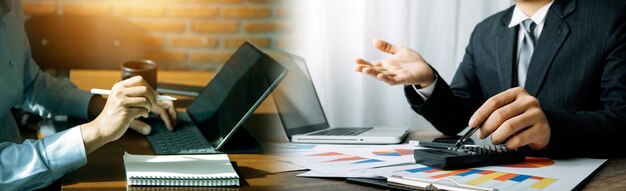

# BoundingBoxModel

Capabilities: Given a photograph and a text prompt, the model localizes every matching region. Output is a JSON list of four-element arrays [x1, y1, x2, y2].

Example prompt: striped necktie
[[518, 19, 537, 88]]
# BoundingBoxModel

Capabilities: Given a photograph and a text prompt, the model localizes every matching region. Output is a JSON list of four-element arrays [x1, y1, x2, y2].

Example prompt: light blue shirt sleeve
[[0, 0, 92, 190], [0, 126, 87, 190]]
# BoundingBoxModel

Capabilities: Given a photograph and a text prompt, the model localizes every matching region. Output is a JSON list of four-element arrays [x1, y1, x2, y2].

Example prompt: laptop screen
[[187, 42, 287, 149], [268, 50, 330, 137]]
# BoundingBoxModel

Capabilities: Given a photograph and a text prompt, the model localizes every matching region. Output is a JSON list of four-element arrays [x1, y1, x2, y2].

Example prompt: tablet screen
[[186, 42, 287, 149]]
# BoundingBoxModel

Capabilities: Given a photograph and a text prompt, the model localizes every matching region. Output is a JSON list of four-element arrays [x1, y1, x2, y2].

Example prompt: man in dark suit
[[355, 0, 626, 158]]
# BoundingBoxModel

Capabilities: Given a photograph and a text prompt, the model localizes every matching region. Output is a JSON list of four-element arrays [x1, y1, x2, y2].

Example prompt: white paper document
[[287, 144, 417, 173], [268, 143, 606, 191], [367, 157, 606, 191], [297, 170, 384, 179]]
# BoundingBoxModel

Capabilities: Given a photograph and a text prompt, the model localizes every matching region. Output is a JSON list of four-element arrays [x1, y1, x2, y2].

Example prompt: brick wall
[[21, 0, 293, 70]]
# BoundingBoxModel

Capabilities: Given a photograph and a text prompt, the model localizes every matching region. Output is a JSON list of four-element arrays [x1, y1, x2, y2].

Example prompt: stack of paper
[[124, 153, 240, 187], [272, 143, 607, 190]]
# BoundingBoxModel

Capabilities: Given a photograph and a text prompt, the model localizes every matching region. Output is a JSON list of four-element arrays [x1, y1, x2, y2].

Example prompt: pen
[[90, 88, 177, 101], [455, 127, 479, 148]]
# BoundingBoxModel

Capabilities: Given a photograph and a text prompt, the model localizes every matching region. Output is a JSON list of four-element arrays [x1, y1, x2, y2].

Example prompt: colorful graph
[[353, 159, 384, 164], [397, 166, 558, 190], [503, 157, 556, 168], [372, 149, 413, 156], [310, 152, 343, 157], [326, 156, 366, 162], [308, 152, 384, 165]]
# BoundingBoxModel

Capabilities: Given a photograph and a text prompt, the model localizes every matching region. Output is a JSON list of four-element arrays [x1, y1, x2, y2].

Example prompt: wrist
[[418, 68, 436, 87], [419, 79, 435, 88], [80, 120, 108, 154]]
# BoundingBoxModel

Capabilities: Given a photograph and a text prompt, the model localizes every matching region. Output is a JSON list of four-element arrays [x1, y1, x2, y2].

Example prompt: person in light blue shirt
[[0, 1, 177, 190]]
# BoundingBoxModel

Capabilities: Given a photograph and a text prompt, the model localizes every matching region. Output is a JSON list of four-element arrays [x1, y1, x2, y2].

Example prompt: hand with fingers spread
[[468, 87, 551, 150], [355, 39, 436, 87], [80, 76, 162, 153]]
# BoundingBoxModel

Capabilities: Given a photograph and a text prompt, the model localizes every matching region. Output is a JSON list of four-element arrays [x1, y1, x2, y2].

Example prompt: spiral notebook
[[123, 153, 240, 187]]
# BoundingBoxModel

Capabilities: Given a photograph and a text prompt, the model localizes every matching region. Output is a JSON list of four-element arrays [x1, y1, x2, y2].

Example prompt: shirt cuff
[[42, 126, 87, 177], [60, 88, 94, 119], [412, 75, 438, 101]]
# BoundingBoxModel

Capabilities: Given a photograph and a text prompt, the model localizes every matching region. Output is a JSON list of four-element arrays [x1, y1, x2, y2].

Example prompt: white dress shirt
[[0, 0, 92, 190], [509, 1, 553, 66], [413, 1, 554, 100]]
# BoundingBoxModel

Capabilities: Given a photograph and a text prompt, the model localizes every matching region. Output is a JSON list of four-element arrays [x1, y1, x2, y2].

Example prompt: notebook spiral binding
[[128, 176, 239, 187]]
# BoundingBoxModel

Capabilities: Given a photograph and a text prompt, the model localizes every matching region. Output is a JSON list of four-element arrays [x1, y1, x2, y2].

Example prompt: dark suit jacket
[[406, 0, 626, 158]]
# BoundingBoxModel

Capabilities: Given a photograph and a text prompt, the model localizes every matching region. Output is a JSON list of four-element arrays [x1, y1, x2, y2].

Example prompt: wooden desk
[[64, 70, 286, 190], [63, 70, 626, 190]]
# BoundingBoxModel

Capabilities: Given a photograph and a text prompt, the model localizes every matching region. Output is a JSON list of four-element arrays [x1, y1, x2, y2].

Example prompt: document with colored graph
[[288, 144, 417, 173], [367, 157, 606, 191]]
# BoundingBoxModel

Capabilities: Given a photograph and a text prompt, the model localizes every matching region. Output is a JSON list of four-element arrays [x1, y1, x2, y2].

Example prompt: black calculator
[[413, 145, 528, 170]]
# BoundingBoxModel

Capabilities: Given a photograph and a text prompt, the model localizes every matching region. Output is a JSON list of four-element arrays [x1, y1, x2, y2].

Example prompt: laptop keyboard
[[146, 120, 216, 154], [310, 127, 374, 136]]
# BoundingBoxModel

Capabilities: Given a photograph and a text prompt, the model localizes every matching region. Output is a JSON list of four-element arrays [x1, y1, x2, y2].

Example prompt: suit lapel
[[496, 10, 517, 91], [525, 0, 576, 96]]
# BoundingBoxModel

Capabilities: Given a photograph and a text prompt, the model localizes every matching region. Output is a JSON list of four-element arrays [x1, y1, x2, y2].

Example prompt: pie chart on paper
[[503, 157, 556, 168]]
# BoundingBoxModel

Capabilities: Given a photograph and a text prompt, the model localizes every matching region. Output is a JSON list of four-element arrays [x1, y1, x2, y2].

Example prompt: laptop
[[146, 42, 288, 154], [268, 50, 408, 144]]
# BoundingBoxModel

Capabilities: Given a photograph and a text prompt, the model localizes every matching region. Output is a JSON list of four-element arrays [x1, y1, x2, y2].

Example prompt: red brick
[[38, 0, 289, 71], [224, 37, 271, 48], [23, 2, 56, 15], [274, 7, 292, 18], [62, 4, 111, 16], [221, 7, 271, 18], [190, 0, 242, 3], [123, 0, 190, 3], [192, 21, 238, 33], [143, 35, 166, 48], [135, 20, 187, 32], [146, 51, 186, 63], [244, 21, 288, 33], [171, 36, 219, 48], [189, 51, 233, 63], [115, 6, 165, 17], [247, 0, 285, 4], [168, 7, 219, 18]]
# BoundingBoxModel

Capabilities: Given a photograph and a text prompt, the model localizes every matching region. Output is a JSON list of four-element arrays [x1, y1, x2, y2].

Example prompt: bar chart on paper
[[366, 155, 606, 190], [307, 152, 385, 166], [372, 149, 413, 156], [392, 165, 557, 191], [502, 157, 555, 168], [285, 144, 418, 174], [290, 150, 411, 173]]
